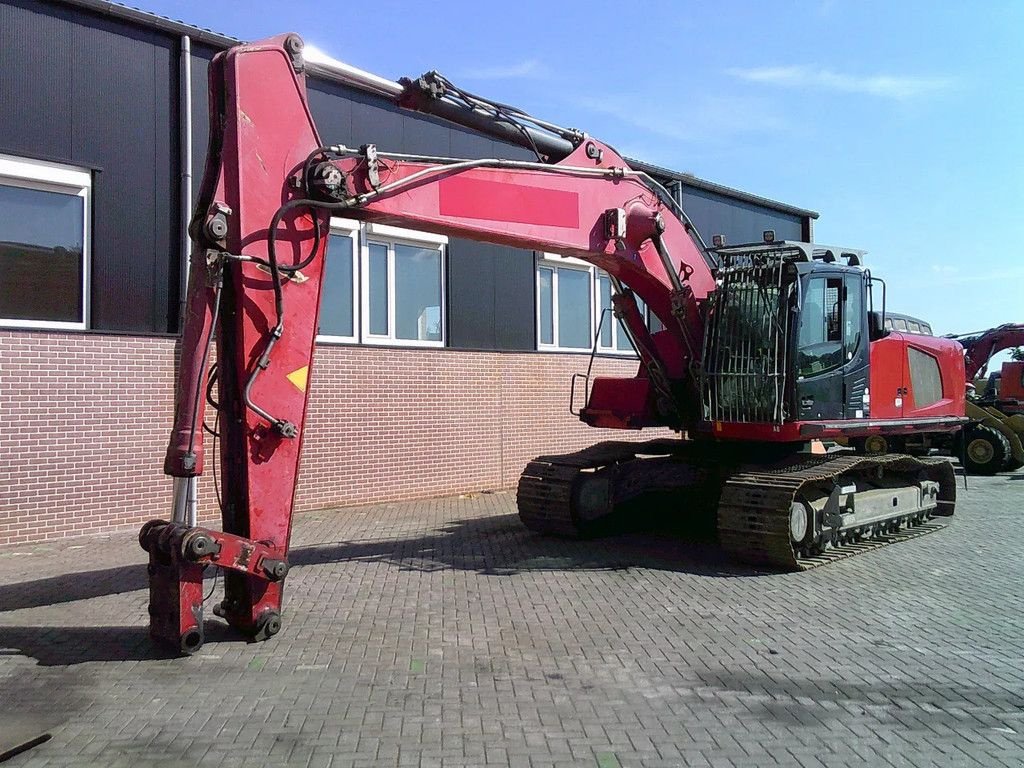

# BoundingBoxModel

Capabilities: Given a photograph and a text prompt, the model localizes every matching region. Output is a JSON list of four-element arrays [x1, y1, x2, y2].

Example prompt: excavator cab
[[700, 240, 870, 432]]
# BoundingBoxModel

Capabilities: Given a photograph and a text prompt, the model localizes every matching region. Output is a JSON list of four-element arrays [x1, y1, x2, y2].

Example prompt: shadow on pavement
[[0, 621, 237, 666], [289, 509, 752, 578], [0, 565, 148, 612], [0, 503, 763, 665], [1, 503, 752, 614]]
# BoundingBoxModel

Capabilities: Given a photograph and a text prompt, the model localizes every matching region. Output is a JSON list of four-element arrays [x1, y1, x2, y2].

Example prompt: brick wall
[[0, 331, 669, 545]]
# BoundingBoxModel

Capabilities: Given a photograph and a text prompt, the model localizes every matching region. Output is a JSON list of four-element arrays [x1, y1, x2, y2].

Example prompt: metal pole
[[172, 35, 197, 527], [179, 35, 193, 326]]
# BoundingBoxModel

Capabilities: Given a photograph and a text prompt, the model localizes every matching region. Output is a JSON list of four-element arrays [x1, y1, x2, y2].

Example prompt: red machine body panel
[[1000, 361, 1024, 400], [868, 335, 907, 419], [903, 335, 967, 418]]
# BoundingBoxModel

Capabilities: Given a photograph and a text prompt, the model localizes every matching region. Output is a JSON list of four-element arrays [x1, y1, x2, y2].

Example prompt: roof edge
[[52, 0, 240, 47], [52, 0, 819, 221], [627, 157, 819, 220]]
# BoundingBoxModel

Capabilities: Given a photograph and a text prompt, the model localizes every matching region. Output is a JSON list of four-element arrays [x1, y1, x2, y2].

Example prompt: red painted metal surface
[[705, 416, 965, 442], [903, 335, 967, 419], [151, 35, 327, 647], [959, 323, 1024, 380], [869, 335, 907, 419], [1000, 361, 1024, 400], [869, 332, 966, 421], [438, 177, 581, 228]]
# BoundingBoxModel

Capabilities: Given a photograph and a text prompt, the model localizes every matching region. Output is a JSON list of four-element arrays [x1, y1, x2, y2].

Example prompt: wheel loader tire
[[962, 424, 1011, 475]]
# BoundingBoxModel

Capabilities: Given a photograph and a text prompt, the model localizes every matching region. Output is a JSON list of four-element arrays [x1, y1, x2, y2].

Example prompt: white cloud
[[931, 264, 959, 275], [727, 65, 957, 100], [571, 93, 790, 146], [459, 59, 548, 80], [930, 265, 1024, 285]]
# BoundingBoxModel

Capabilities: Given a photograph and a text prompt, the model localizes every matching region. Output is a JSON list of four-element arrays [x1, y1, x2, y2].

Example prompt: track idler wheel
[[788, 500, 822, 557]]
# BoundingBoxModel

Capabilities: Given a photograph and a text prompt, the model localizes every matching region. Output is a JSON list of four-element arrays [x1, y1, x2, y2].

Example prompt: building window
[[319, 219, 358, 342], [362, 224, 445, 346], [0, 154, 90, 329], [537, 259, 592, 350], [537, 254, 656, 355], [318, 221, 447, 347]]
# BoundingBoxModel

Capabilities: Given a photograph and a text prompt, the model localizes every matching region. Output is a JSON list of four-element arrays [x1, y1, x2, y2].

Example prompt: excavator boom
[[142, 34, 716, 652]]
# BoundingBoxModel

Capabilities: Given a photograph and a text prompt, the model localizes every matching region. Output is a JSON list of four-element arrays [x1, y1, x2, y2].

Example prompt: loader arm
[[141, 34, 715, 653]]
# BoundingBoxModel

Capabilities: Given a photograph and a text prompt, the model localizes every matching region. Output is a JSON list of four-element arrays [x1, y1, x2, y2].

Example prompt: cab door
[[795, 273, 846, 420]]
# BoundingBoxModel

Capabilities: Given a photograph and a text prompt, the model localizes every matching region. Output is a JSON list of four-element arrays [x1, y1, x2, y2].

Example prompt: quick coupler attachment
[[139, 520, 291, 654]]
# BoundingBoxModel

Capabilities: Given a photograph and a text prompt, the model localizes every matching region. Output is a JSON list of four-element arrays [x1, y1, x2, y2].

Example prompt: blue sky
[[140, 0, 1021, 348]]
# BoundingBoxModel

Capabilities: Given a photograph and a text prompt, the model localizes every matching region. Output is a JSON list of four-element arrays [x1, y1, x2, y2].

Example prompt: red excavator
[[140, 35, 967, 653]]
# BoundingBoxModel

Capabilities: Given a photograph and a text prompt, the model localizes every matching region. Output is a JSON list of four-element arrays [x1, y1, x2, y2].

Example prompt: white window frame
[[317, 217, 360, 344], [536, 253, 642, 356], [595, 271, 647, 356], [0, 153, 91, 330], [360, 222, 447, 348]]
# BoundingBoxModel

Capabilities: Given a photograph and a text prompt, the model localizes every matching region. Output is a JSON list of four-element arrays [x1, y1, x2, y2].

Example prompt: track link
[[517, 439, 690, 538], [717, 453, 956, 570]]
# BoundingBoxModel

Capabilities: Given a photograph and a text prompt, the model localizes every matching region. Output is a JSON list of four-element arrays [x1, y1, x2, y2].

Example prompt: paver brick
[[0, 469, 1022, 767]]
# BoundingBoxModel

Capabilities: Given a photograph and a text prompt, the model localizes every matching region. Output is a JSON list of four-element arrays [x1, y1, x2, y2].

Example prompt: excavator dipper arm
[[140, 35, 713, 652]]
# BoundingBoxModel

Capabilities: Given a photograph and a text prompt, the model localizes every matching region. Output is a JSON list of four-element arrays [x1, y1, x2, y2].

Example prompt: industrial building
[[0, 0, 817, 544]]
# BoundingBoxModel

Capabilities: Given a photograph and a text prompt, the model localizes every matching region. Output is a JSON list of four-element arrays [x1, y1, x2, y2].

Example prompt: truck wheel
[[962, 424, 1011, 475]]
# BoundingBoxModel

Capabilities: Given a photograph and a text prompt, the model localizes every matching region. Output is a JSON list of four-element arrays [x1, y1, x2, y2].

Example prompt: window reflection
[[0, 184, 84, 323]]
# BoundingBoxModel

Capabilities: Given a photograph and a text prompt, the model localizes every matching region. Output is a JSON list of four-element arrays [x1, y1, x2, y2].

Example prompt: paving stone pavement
[[1, 466, 1022, 767]]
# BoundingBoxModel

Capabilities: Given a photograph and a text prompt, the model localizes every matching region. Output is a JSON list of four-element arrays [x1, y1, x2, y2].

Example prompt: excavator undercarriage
[[518, 440, 955, 570]]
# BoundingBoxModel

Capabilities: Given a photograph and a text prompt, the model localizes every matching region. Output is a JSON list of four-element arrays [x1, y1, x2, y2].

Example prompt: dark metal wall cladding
[[680, 185, 804, 245], [304, 79, 538, 351], [0, 0, 178, 333], [447, 241, 536, 351], [146, 34, 541, 347], [3, 0, 811, 344]]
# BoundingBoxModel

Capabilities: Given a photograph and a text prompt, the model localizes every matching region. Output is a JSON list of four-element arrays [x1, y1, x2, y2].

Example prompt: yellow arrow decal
[[286, 366, 309, 393]]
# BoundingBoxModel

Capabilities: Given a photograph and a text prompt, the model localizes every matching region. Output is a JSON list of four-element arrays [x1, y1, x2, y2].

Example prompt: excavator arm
[[951, 323, 1024, 380], [140, 34, 715, 653]]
